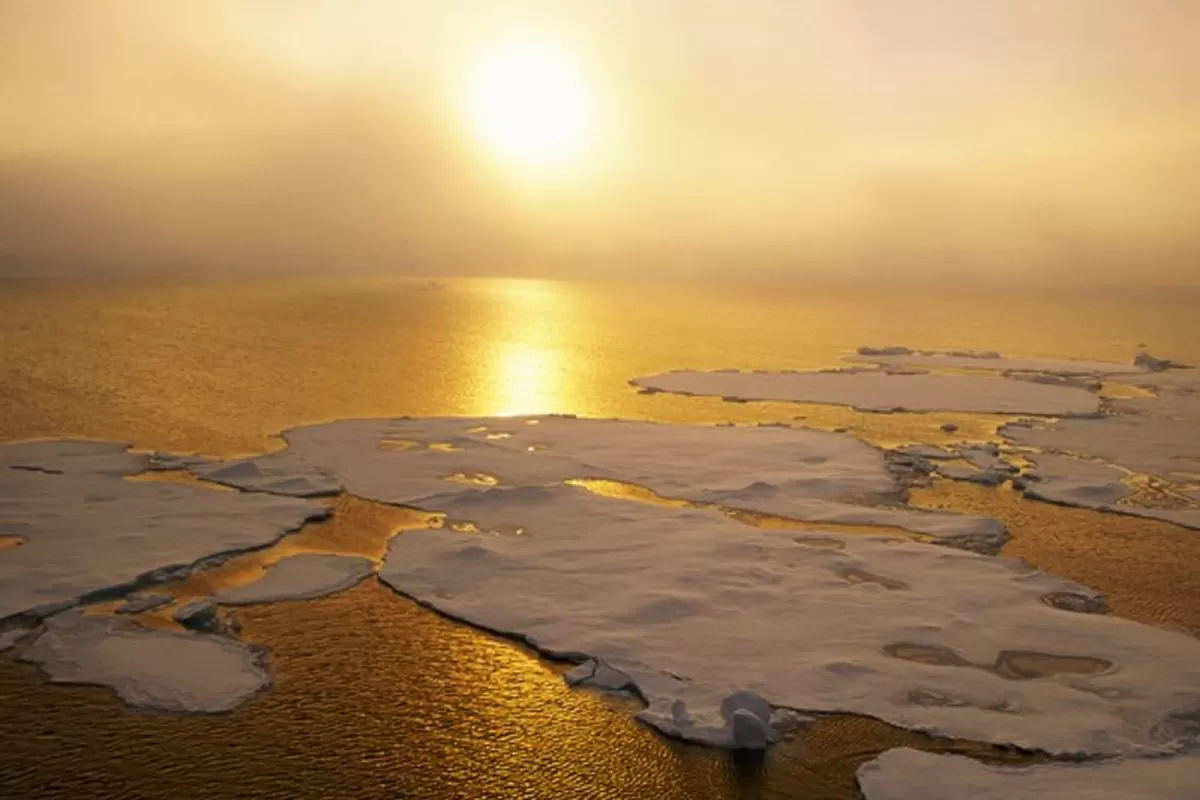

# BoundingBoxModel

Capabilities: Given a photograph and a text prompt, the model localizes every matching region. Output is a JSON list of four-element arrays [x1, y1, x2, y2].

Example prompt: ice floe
[[381, 485, 1200, 755], [630, 370, 1100, 415], [228, 417, 1005, 549], [1002, 369, 1200, 528], [857, 748, 1200, 800], [849, 347, 1144, 376], [17, 611, 270, 713], [213, 553, 375, 605], [0, 440, 326, 620]]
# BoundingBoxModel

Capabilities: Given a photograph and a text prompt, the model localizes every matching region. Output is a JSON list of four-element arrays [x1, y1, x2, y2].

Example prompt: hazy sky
[[1, 1, 1197, 283]]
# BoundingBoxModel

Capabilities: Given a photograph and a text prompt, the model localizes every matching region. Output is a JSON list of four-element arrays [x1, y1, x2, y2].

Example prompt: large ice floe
[[4, 418, 1200, 754], [0, 441, 326, 620], [631, 347, 1184, 416], [18, 610, 270, 712], [632, 369, 1101, 415], [210, 416, 1006, 550], [380, 484, 1200, 753], [856, 748, 1200, 800]]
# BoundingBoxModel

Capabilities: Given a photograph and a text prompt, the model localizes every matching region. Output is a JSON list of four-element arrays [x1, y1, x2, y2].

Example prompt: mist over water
[[2, 1, 1197, 284]]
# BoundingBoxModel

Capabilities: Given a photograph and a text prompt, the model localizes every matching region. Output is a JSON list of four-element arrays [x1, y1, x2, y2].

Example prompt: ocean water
[[1, 277, 1198, 799]]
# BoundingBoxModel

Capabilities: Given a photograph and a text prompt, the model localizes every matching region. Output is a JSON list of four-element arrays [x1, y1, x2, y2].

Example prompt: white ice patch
[[631, 370, 1100, 416], [214, 553, 374, 605], [380, 486, 1200, 755], [17, 611, 270, 713], [857, 748, 1200, 800], [241, 417, 1004, 550], [1003, 370, 1200, 529], [0, 440, 327, 620], [196, 452, 342, 497]]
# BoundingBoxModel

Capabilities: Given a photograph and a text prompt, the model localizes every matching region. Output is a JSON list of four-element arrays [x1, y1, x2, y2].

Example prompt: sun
[[463, 37, 595, 173]]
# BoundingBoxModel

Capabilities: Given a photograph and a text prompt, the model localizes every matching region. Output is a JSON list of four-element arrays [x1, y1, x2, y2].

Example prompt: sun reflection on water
[[485, 280, 568, 416]]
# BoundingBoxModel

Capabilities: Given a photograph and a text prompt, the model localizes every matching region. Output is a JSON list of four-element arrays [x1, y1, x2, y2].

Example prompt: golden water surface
[[1, 277, 1198, 799]]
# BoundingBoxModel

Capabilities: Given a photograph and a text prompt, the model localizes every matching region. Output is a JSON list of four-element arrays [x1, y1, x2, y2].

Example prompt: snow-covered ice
[[0, 439, 149, 476], [1002, 369, 1200, 528], [848, 348, 1144, 376], [213, 553, 375, 605], [196, 452, 342, 497], [235, 417, 1006, 549], [0, 440, 326, 620], [381, 485, 1200, 754], [17, 611, 270, 713], [630, 370, 1100, 415], [857, 748, 1200, 800]]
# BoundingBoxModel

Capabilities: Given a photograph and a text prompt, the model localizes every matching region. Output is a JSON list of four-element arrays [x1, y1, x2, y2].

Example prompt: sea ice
[[115, 592, 173, 615], [380, 485, 1200, 754], [0, 439, 149, 476], [0, 440, 326, 620], [856, 748, 1200, 800], [213, 553, 375, 605], [231, 417, 1005, 548], [17, 611, 270, 713], [1002, 370, 1200, 528], [630, 370, 1100, 415], [196, 452, 342, 497], [848, 348, 1143, 376]]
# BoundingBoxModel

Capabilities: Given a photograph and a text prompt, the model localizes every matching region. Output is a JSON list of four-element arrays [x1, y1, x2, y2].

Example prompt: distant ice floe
[[857, 748, 1200, 800], [631, 369, 1101, 415], [18, 611, 269, 713], [381, 486, 1200, 754], [213, 553, 375, 605], [223, 417, 1005, 550], [1003, 367, 1200, 529], [847, 346, 1145, 377], [0, 441, 326, 620]]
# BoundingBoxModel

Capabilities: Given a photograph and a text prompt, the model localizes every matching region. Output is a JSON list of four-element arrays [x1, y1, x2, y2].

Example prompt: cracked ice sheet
[[0, 440, 327, 620], [380, 485, 1200, 755], [17, 611, 270, 713], [1002, 371, 1200, 528], [857, 748, 1200, 800], [213, 417, 1005, 550], [631, 370, 1100, 415], [213, 553, 375, 605]]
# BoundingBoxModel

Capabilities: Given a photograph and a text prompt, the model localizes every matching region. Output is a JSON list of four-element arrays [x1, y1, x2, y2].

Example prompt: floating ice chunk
[[937, 465, 1007, 487], [116, 592, 173, 615], [0, 440, 325, 620], [1135, 352, 1190, 372], [857, 748, 1200, 800], [18, 611, 270, 713], [213, 553, 374, 605], [381, 486, 1200, 755], [631, 370, 1100, 416], [196, 453, 341, 497], [174, 599, 223, 632], [895, 444, 959, 461], [1018, 455, 1133, 508]]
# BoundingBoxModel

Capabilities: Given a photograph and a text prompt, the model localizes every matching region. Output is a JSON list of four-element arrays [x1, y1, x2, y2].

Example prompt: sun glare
[[464, 37, 595, 174]]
